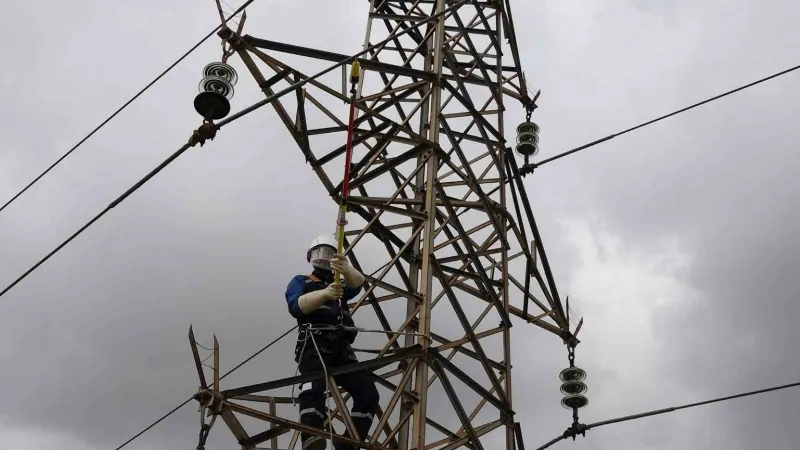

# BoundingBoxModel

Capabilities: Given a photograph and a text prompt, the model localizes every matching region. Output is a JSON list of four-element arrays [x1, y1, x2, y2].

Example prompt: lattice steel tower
[[189, 1, 581, 449]]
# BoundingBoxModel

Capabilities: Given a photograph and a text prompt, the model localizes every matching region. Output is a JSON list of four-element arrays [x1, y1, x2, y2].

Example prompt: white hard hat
[[307, 234, 337, 270]]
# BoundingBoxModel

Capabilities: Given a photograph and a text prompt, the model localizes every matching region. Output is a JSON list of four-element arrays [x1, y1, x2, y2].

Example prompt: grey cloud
[[511, 0, 800, 449], [4, 0, 800, 450]]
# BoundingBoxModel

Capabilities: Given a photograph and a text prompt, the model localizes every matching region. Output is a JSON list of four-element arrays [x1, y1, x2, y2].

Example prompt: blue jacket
[[285, 268, 362, 326]]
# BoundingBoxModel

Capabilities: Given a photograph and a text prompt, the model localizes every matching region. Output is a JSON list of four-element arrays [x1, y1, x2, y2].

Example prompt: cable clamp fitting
[[188, 122, 218, 147], [561, 421, 588, 441]]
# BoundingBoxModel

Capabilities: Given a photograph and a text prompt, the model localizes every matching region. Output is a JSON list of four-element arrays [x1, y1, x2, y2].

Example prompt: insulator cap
[[203, 62, 238, 86], [194, 92, 231, 120], [517, 121, 539, 135], [559, 367, 586, 382], [517, 132, 539, 146], [198, 76, 235, 100], [515, 142, 537, 158], [560, 380, 588, 396], [561, 394, 589, 410]]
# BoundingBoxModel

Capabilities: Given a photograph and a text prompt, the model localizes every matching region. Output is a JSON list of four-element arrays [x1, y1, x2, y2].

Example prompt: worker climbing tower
[[189, 1, 581, 449]]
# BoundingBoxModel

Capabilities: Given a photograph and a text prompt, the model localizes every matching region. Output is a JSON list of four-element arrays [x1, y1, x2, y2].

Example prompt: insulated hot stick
[[334, 60, 361, 283]]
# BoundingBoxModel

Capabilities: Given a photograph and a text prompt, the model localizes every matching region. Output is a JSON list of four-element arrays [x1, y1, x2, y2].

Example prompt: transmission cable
[[0, 139, 195, 298], [113, 324, 297, 450], [534, 379, 800, 450], [0, 0, 255, 216], [534, 61, 800, 168], [0, 0, 466, 299]]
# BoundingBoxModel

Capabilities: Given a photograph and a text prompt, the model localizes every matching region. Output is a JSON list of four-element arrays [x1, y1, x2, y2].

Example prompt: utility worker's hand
[[329, 254, 347, 272], [298, 281, 343, 315], [324, 282, 344, 300], [330, 254, 366, 287]]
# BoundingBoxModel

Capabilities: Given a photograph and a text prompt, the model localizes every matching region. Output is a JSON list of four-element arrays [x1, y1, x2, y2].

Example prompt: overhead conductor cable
[[0, 0, 258, 216], [0, 2, 465, 299]]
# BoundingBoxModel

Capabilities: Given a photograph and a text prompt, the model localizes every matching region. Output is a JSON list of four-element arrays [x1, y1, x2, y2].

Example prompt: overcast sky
[[2, 0, 800, 449]]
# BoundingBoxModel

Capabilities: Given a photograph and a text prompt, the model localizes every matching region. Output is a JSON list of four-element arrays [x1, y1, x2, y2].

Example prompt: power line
[[534, 379, 800, 450], [533, 61, 800, 168], [0, 0, 256, 216], [113, 325, 297, 450], [0, 0, 467, 300], [219, 325, 298, 379], [113, 397, 194, 450], [0, 140, 195, 298]]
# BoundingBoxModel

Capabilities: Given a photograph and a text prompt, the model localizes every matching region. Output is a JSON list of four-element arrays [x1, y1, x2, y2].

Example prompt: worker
[[285, 234, 380, 450]]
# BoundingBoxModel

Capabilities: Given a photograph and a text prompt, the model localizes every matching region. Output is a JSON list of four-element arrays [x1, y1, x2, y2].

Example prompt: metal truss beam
[[189, 1, 579, 449]]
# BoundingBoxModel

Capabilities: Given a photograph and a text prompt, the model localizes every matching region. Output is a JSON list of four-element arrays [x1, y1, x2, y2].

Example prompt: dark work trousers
[[297, 330, 380, 449]]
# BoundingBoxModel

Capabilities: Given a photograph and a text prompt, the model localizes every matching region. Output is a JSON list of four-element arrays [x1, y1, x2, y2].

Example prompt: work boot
[[333, 415, 372, 450], [302, 434, 327, 450], [333, 427, 369, 450], [332, 434, 355, 450]]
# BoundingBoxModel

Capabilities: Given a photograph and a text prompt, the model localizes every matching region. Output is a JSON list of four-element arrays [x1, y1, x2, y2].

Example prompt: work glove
[[325, 282, 344, 300], [298, 282, 343, 314], [329, 254, 365, 288]]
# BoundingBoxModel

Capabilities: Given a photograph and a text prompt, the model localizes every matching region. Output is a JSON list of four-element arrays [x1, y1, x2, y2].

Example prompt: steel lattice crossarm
[[188, 0, 581, 449]]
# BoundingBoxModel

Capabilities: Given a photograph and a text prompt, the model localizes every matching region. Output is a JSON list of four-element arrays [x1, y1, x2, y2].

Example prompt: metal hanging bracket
[[189, 327, 222, 450]]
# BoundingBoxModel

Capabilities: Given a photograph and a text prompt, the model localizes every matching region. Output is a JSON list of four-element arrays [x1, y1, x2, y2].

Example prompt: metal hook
[[196, 395, 218, 450]]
